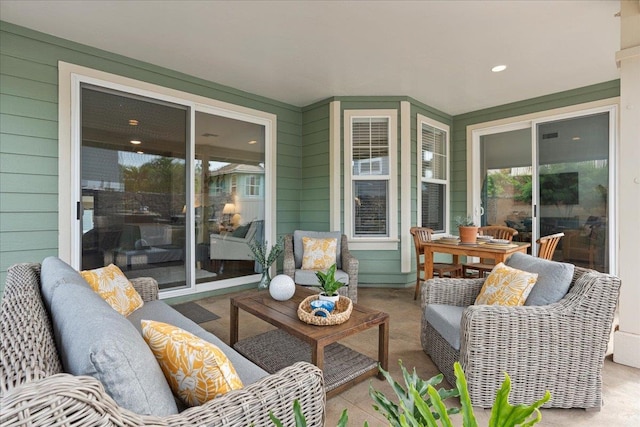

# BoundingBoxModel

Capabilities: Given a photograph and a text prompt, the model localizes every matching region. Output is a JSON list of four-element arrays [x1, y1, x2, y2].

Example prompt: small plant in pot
[[455, 215, 479, 244], [314, 263, 345, 303]]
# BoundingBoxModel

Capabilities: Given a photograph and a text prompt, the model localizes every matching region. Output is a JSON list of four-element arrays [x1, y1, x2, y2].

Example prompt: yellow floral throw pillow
[[301, 236, 338, 270], [475, 263, 538, 306], [80, 264, 143, 316], [141, 320, 243, 406]]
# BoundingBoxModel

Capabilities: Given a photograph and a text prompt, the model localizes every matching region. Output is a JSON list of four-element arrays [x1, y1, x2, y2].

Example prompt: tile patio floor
[[192, 286, 640, 426]]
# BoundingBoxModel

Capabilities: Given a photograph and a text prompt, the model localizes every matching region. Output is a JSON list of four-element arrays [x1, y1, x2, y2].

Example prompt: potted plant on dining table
[[455, 215, 479, 244]]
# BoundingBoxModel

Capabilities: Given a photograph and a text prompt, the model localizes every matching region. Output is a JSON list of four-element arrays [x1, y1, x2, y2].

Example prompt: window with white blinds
[[344, 111, 397, 244], [419, 117, 449, 234]]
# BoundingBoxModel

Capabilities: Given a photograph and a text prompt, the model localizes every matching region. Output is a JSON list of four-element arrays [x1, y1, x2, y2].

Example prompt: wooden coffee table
[[230, 286, 389, 397]]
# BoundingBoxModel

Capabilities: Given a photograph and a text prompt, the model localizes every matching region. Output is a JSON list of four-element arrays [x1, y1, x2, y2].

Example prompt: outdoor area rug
[[172, 301, 220, 323]]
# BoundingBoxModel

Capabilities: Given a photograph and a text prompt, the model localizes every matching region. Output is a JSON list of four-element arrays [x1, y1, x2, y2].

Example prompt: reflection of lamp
[[222, 203, 236, 229]]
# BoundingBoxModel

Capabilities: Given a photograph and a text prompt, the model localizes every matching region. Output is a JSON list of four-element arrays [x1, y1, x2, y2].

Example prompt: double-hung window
[[344, 110, 397, 248], [418, 115, 449, 234]]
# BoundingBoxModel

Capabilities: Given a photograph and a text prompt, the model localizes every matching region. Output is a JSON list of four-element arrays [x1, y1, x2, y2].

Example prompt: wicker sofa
[[0, 259, 325, 426], [420, 262, 621, 410]]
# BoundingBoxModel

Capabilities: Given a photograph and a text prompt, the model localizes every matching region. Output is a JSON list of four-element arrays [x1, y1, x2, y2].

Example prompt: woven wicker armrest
[[421, 278, 485, 307], [1, 362, 325, 427], [341, 235, 359, 277], [283, 234, 295, 278], [129, 277, 159, 302]]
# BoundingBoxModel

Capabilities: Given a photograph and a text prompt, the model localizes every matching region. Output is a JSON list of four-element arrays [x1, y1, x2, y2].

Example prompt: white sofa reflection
[[210, 220, 263, 272]]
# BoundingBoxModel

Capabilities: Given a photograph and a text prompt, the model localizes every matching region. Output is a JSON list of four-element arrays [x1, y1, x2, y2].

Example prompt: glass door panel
[[194, 111, 265, 282], [80, 85, 189, 290], [537, 112, 610, 271], [479, 128, 533, 250]]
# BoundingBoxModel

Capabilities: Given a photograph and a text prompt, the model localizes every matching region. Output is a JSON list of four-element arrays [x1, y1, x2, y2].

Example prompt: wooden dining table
[[422, 240, 531, 280]]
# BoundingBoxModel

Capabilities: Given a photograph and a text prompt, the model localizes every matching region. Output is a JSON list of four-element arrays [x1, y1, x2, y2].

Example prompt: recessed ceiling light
[[130, 140, 142, 145], [491, 65, 507, 73], [248, 140, 257, 145], [129, 119, 139, 126], [572, 136, 581, 141]]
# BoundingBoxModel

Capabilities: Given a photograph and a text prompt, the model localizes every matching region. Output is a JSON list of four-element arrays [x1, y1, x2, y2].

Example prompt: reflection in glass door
[[80, 85, 189, 290], [480, 127, 533, 249], [194, 111, 266, 283], [537, 112, 610, 272], [474, 109, 613, 273]]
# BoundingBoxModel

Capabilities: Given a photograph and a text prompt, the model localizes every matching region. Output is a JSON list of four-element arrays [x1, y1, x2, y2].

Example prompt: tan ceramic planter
[[458, 226, 479, 244]]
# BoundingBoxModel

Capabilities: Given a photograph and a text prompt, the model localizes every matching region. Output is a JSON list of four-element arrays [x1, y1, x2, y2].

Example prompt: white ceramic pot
[[268, 274, 296, 301], [318, 293, 340, 304]]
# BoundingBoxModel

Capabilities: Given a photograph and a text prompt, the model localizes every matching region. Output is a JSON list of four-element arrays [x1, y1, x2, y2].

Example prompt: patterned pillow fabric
[[301, 236, 338, 270], [141, 320, 243, 406], [80, 264, 143, 316], [475, 262, 538, 306]]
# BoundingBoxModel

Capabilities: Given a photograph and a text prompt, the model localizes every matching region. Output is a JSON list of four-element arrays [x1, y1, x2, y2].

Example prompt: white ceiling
[[0, 0, 621, 115]]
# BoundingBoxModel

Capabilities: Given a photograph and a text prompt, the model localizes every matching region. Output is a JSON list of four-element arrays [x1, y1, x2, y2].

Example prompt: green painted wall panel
[[0, 193, 58, 212], [1, 114, 57, 139], [0, 74, 57, 102], [0, 94, 57, 120], [0, 134, 57, 157], [0, 153, 57, 175], [0, 173, 57, 193], [0, 53, 58, 82], [0, 230, 58, 252], [0, 212, 58, 232]]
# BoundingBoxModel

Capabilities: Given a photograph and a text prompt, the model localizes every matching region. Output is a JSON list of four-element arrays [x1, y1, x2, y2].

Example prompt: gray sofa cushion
[[294, 268, 349, 286], [425, 304, 465, 351], [40, 257, 178, 416], [293, 230, 342, 269], [506, 252, 575, 306], [127, 300, 269, 386]]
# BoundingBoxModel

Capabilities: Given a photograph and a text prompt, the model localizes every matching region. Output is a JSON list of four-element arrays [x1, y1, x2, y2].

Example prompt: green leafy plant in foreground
[[314, 263, 345, 296], [270, 361, 551, 427]]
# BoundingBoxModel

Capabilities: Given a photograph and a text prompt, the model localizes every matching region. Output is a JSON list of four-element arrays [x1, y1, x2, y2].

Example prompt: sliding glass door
[[471, 106, 615, 273], [80, 85, 189, 290], [77, 79, 271, 294]]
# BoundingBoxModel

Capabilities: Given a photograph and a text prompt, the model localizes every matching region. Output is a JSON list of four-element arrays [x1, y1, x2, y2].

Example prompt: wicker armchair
[[1, 263, 326, 426], [283, 233, 358, 302], [420, 266, 621, 409]]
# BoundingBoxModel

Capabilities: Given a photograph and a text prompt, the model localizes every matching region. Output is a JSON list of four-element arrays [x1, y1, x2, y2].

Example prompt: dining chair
[[536, 232, 564, 260], [462, 225, 518, 278], [410, 227, 463, 300]]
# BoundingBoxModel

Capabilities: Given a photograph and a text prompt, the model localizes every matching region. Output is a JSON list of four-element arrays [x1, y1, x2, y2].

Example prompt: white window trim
[[344, 109, 398, 250], [417, 114, 451, 236], [58, 62, 277, 298]]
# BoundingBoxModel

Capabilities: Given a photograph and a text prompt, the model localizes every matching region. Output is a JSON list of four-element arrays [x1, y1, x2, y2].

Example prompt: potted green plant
[[314, 263, 345, 302], [455, 215, 479, 244], [248, 236, 285, 290]]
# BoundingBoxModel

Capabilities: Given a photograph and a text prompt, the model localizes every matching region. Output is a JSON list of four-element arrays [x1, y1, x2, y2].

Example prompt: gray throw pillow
[[40, 257, 178, 416], [506, 252, 574, 306], [293, 230, 342, 269]]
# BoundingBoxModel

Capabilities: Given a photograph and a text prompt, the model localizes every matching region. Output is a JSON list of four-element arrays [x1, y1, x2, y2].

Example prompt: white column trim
[[329, 101, 341, 231], [400, 101, 412, 273]]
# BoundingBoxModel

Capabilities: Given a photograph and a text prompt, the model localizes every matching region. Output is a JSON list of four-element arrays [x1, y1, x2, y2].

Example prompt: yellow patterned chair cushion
[[141, 320, 243, 406], [301, 236, 338, 270], [475, 262, 538, 306], [80, 264, 143, 316]]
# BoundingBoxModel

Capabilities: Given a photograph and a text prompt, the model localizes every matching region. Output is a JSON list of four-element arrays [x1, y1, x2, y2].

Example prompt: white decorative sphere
[[269, 274, 296, 301]]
